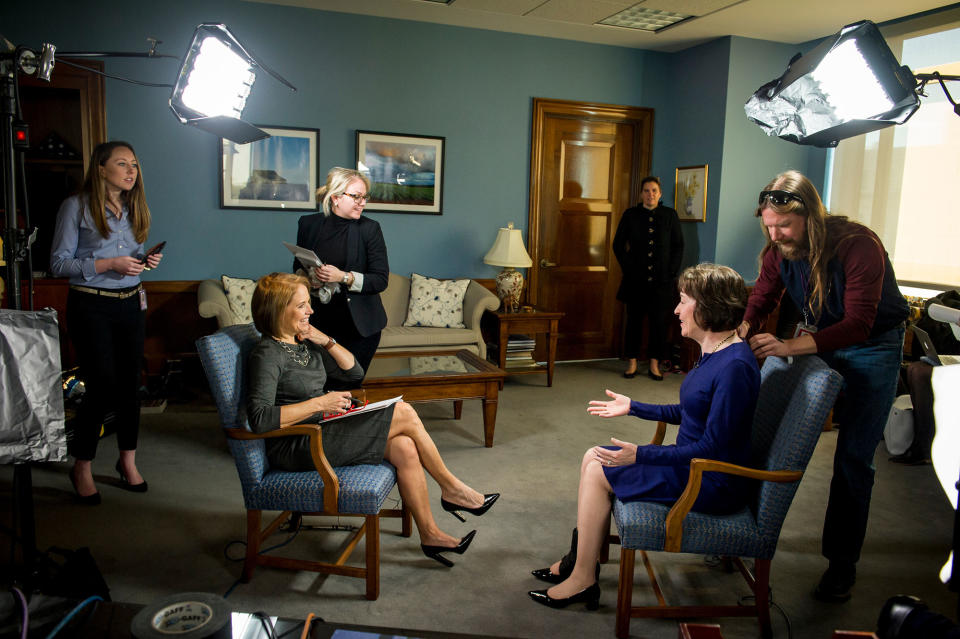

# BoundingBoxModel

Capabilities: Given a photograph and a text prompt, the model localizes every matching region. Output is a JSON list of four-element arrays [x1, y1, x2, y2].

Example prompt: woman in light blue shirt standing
[[50, 141, 163, 505]]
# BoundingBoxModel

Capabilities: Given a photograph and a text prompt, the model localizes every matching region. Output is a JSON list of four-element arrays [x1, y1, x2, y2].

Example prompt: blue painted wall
[[3, 0, 838, 284], [716, 36, 825, 282], [3, 0, 674, 281]]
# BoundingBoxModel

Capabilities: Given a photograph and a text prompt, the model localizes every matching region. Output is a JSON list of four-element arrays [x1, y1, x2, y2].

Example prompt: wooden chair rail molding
[[6, 279, 218, 373]]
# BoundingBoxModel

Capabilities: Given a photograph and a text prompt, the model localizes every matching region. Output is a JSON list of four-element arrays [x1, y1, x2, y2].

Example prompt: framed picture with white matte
[[674, 165, 707, 222], [220, 126, 319, 211]]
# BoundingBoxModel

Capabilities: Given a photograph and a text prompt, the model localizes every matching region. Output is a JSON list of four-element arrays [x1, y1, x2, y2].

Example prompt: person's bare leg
[[624, 357, 638, 375], [547, 455, 612, 598], [546, 450, 594, 575], [387, 401, 483, 509], [71, 459, 97, 496], [384, 434, 460, 548], [117, 449, 144, 484]]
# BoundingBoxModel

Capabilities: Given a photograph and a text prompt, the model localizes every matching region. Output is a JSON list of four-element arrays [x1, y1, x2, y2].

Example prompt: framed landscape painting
[[674, 165, 708, 222], [355, 130, 445, 214], [220, 126, 319, 211]]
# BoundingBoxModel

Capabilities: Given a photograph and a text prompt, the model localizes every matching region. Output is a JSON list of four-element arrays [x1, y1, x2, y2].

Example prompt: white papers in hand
[[320, 396, 403, 423]]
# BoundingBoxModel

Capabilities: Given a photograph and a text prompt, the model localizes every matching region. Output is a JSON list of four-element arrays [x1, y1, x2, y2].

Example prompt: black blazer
[[613, 203, 684, 303], [295, 213, 389, 337]]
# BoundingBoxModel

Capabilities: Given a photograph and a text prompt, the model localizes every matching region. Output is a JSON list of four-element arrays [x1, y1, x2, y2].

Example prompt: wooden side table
[[484, 307, 564, 386]]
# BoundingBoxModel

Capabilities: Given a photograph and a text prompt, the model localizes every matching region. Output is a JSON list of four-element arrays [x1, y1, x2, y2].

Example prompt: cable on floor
[[738, 589, 792, 639], [9, 586, 28, 639], [43, 595, 103, 639]]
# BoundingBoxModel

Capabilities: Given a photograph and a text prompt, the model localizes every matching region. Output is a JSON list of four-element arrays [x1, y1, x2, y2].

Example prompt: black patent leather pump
[[421, 530, 477, 567], [440, 493, 499, 522]]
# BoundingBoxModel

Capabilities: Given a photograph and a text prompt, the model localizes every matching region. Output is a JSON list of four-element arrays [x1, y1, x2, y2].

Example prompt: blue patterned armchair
[[608, 355, 843, 638], [196, 324, 410, 600]]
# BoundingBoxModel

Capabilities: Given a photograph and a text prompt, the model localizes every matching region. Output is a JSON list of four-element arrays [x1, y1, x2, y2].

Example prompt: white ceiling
[[243, 0, 957, 52]]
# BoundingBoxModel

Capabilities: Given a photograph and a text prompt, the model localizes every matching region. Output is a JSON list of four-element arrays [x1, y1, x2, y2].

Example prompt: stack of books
[[504, 334, 538, 369]]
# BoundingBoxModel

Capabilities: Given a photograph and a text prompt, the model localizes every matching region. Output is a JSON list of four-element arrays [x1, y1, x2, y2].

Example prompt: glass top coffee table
[[357, 349, 506, 447]]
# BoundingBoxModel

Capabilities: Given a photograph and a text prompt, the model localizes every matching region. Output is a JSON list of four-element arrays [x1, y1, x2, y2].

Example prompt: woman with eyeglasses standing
[[50, 141, 163, 504], [293, 167, 388, 378]]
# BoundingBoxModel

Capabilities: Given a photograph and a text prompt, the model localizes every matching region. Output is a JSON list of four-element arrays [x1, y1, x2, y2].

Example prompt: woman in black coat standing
[[294, 167, 389, 379], [612, 176, 684, 380]]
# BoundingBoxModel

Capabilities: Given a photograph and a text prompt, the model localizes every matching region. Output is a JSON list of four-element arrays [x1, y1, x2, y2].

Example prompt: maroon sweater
[[744, 225, 908, 353]]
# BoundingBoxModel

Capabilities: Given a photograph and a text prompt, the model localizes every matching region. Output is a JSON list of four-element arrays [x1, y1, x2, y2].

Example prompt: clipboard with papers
[[284, 241, 339, 303]]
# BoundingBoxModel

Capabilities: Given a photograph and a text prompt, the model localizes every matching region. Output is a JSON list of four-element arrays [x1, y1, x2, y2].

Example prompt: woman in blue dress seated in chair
[[528, 263, 761, 610], [246, 272, 498, 567]]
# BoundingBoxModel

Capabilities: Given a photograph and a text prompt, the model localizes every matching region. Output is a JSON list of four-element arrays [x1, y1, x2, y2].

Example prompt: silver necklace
[[696, 332, 736, 367], [274, 338, 310, 366]]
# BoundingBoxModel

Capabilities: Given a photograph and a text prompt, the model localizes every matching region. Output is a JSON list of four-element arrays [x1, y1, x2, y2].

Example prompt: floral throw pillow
[[403, 273, 470, 328], [221, 275, 256, 325]]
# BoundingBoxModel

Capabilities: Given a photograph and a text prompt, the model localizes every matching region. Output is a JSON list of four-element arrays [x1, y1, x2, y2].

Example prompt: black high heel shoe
[[421, 530, 477, 567], [69, 468, 101, 506], [440, 493, 499, 522], [115, 460, 148, 493], [528, 583, 601, 610], [531, 528, 600, 584]]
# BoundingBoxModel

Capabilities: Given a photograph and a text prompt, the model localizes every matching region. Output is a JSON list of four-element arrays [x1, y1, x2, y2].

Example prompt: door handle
[[539, 258, 557, 268]]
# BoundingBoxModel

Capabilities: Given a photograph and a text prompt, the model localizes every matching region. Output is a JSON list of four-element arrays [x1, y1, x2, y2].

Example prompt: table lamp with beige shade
[[483, 222, 532, 312]]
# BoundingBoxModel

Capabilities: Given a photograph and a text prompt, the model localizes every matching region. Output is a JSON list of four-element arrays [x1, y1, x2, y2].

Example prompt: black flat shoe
[[528, 583, 600, 610], [440, 493, 499, 522], [888, 451, 931, 465], [421, 530, 477, 567], [115, 460, 148, 493], [647, 370, 663, 381], [69, 469, 101, 506]]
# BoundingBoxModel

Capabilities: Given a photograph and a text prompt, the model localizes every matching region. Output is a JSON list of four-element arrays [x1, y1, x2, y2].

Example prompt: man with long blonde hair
[[740, 170, 910, 603]]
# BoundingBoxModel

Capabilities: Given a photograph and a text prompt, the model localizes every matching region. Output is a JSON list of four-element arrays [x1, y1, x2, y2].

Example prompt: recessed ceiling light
[[597, 5, 692, 32]]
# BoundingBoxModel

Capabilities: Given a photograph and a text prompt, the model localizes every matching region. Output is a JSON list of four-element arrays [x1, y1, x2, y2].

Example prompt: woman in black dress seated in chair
[[246, 272, 498, 566]]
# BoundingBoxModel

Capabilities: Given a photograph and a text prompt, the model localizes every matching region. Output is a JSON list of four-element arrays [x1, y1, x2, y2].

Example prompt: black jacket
[[295, 213, 389, 337], [613, 203, 684, 303]]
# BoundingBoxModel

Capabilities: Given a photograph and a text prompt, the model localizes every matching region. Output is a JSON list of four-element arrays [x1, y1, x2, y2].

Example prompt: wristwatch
[[324, 337, 337, 350], [341, 272, 351, 284]]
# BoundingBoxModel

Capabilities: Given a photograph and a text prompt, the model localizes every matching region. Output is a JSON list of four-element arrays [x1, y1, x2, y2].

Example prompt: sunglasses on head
[[759, 190, 805, 207]]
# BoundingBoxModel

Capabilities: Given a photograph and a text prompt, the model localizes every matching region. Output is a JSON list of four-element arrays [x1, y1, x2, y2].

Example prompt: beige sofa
[[197, 273, 499, 359]]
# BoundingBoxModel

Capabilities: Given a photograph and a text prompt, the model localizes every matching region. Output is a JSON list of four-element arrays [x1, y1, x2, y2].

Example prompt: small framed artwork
[[220, 126, 319, 211], [674, 165, 708, 222], [356, 130, 445, 214]]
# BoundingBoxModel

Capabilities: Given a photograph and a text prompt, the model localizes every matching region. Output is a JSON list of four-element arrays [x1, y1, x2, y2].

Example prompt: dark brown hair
[[79, 141, 151, 243], [678, 263, 748, 332], [251, 272, 311, 337], [640, 175, 661, 190]]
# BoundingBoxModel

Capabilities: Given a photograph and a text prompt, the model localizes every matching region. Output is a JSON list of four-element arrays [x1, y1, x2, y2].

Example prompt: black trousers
[[67, 287, 145, 460], [623, 287, 674, 362], [310, 292, 381, 387]]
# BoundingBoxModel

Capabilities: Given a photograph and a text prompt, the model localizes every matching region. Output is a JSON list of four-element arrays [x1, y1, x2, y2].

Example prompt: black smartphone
[[139, 241, 166, 264]]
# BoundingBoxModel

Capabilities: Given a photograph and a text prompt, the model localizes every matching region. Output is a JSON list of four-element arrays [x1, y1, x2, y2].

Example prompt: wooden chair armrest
[[649, 421, 667, 446], [225, 425, 339, 513], [663, 457, 803, 552]]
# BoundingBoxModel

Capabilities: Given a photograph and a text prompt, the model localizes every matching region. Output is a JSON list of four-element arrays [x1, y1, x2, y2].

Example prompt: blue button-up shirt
[[49, 194, 145, 288]]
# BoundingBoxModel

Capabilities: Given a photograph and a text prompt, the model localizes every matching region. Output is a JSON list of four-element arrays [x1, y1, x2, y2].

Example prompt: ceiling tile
[[527, 0, 637, 24], [641, 0, 745, 17], [449, 0, 545, 16]]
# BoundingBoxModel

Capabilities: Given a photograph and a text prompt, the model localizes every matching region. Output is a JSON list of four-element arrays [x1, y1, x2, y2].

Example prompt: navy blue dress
[[602, 340, 760, 515]]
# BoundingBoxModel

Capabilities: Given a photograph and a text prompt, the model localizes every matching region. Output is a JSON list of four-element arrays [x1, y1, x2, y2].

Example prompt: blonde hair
[[678, 263, 748, 331], [755, 170, 854, 322], [316, 167, 371, 216], [79, 141, 151, 243], [251, 272, 311, 337]]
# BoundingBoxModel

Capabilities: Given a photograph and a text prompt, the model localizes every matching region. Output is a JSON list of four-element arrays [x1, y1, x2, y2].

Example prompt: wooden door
[[528, 98, 652, 361]]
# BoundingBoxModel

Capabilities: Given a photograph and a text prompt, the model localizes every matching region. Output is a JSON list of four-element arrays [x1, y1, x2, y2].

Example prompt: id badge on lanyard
[[139, 288, 147, 311]]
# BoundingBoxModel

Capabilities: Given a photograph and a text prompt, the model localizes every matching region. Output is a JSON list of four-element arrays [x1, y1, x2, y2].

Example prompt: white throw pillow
[[403, 273, 470, 328], [221, 275, 256, 324]]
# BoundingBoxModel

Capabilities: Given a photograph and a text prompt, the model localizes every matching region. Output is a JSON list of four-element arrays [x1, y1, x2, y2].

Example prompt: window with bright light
[[828, 21, 960, 290]]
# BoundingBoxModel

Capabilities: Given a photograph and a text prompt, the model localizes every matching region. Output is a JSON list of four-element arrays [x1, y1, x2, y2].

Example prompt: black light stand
[[1, 46, 40, 590]]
